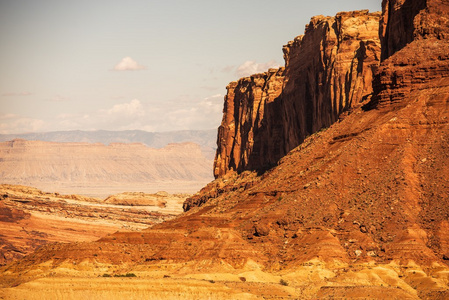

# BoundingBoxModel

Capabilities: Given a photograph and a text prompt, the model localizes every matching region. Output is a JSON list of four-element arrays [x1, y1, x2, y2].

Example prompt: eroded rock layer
[[214, 10, 381, 177], [2, 1, 449, 299], [369, 0, 449, 108], [0, 185, 185, 265], [0, 140, 213, 197], [379, 0, 449, 61]]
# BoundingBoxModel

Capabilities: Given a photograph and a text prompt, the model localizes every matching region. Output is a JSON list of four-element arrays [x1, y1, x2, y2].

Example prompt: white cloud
[[163, 94, 224, 130], [53, 99, 148, 132], [236, 60, 281, 77], [107, 99, 145, 117], [113, 57, 146, 71], [199, 94, 223, 112], [0, 95, 223, 134], [0, 114, 45, 134]]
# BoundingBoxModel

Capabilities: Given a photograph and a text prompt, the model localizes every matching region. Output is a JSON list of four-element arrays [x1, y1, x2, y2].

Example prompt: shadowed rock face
[[2, 2, 449, 299], [380, 0, 449, 61], [214, 10, 381, 178], [184, 0, 449, 276], [368, 0, 449, 108]]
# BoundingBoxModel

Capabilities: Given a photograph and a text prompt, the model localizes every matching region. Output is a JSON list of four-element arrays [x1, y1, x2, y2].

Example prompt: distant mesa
[[2, 1, 449, 299], [0, 137, 214, 197], [0, 129, 217, 159]]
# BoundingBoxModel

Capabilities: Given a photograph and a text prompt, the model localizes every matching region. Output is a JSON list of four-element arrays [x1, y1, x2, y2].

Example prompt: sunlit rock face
[[3, 2, 449, 299], [214, 10, 381, 177]]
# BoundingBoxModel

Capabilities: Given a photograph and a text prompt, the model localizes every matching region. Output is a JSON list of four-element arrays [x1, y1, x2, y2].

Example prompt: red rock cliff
[[214, 10, 381, 178], [368, 0, 449, 108], [379, 0, 449, 61]]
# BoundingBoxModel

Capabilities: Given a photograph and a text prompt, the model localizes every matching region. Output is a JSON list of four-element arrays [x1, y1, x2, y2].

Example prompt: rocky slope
[[0, 140, 213, 197], [1, 1, 449, 299], [214, 10, 381, 177]]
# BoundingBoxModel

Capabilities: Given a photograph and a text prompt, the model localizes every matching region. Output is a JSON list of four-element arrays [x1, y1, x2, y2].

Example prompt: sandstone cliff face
[[369, 0, 449, 108], [3, 3, 449, 299], [214, 10, 381, 177], [380, 0, 449, 61], [214, 68, 285, 178]]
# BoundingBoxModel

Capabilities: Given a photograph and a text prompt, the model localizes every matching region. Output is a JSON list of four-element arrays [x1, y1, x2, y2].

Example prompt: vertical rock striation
[[214, 10, 381, 178], [379, 0, 449, 61], [368, 0, 449, 108], [214, 68, 285, 178]]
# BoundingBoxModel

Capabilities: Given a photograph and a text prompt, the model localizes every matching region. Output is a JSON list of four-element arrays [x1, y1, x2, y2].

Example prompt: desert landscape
[[0, 184, 187, 266], [1, 0, 449, 299], [0, 139, 214, 197]]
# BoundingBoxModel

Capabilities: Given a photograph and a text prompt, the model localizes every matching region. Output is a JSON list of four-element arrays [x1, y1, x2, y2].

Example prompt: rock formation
[[0, 184, 186, 265], [2, 1, 449, 299], [0, 129, 217, 160], [214, 10, 381, 177], [0, 140, 213, 197], [368, 0, 449, 108], [379, 0, 448, 61]]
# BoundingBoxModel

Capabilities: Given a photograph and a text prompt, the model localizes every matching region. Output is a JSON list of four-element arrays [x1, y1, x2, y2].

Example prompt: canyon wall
[[368, 0, 449, 108], [4, 2, 449, 299], [379, 0, 449, 61], [214, 10, 381, 177]]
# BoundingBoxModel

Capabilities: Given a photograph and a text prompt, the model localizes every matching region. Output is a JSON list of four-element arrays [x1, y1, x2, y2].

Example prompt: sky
[[0, 0, 380, 134]]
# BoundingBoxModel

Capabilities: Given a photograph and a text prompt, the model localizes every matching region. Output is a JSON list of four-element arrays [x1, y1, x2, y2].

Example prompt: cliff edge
[[214, 10, 381, 177], [2, 1, 449, 299]]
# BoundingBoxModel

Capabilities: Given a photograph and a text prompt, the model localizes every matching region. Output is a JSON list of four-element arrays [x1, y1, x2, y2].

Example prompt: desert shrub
[[280, 279, 289, 286], [111, 273, 137, 278]]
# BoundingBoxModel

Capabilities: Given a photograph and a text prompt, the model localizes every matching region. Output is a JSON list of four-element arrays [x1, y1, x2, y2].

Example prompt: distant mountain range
[[0, 129, 217, 159]]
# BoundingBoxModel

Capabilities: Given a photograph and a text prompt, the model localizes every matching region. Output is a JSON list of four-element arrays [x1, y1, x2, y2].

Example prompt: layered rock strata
[[214, 10, 381, 177], [0, 140, 213, 197], [368, 0, 449, 108], [379, 0, 449, 61], [2, 2, 449, 299], [0, 185, 186, 265]]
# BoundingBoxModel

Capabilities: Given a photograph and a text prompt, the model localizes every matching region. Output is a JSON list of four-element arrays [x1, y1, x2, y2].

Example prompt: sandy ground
[[23, 181, 210, 199], [2, 259, 448, 299]]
